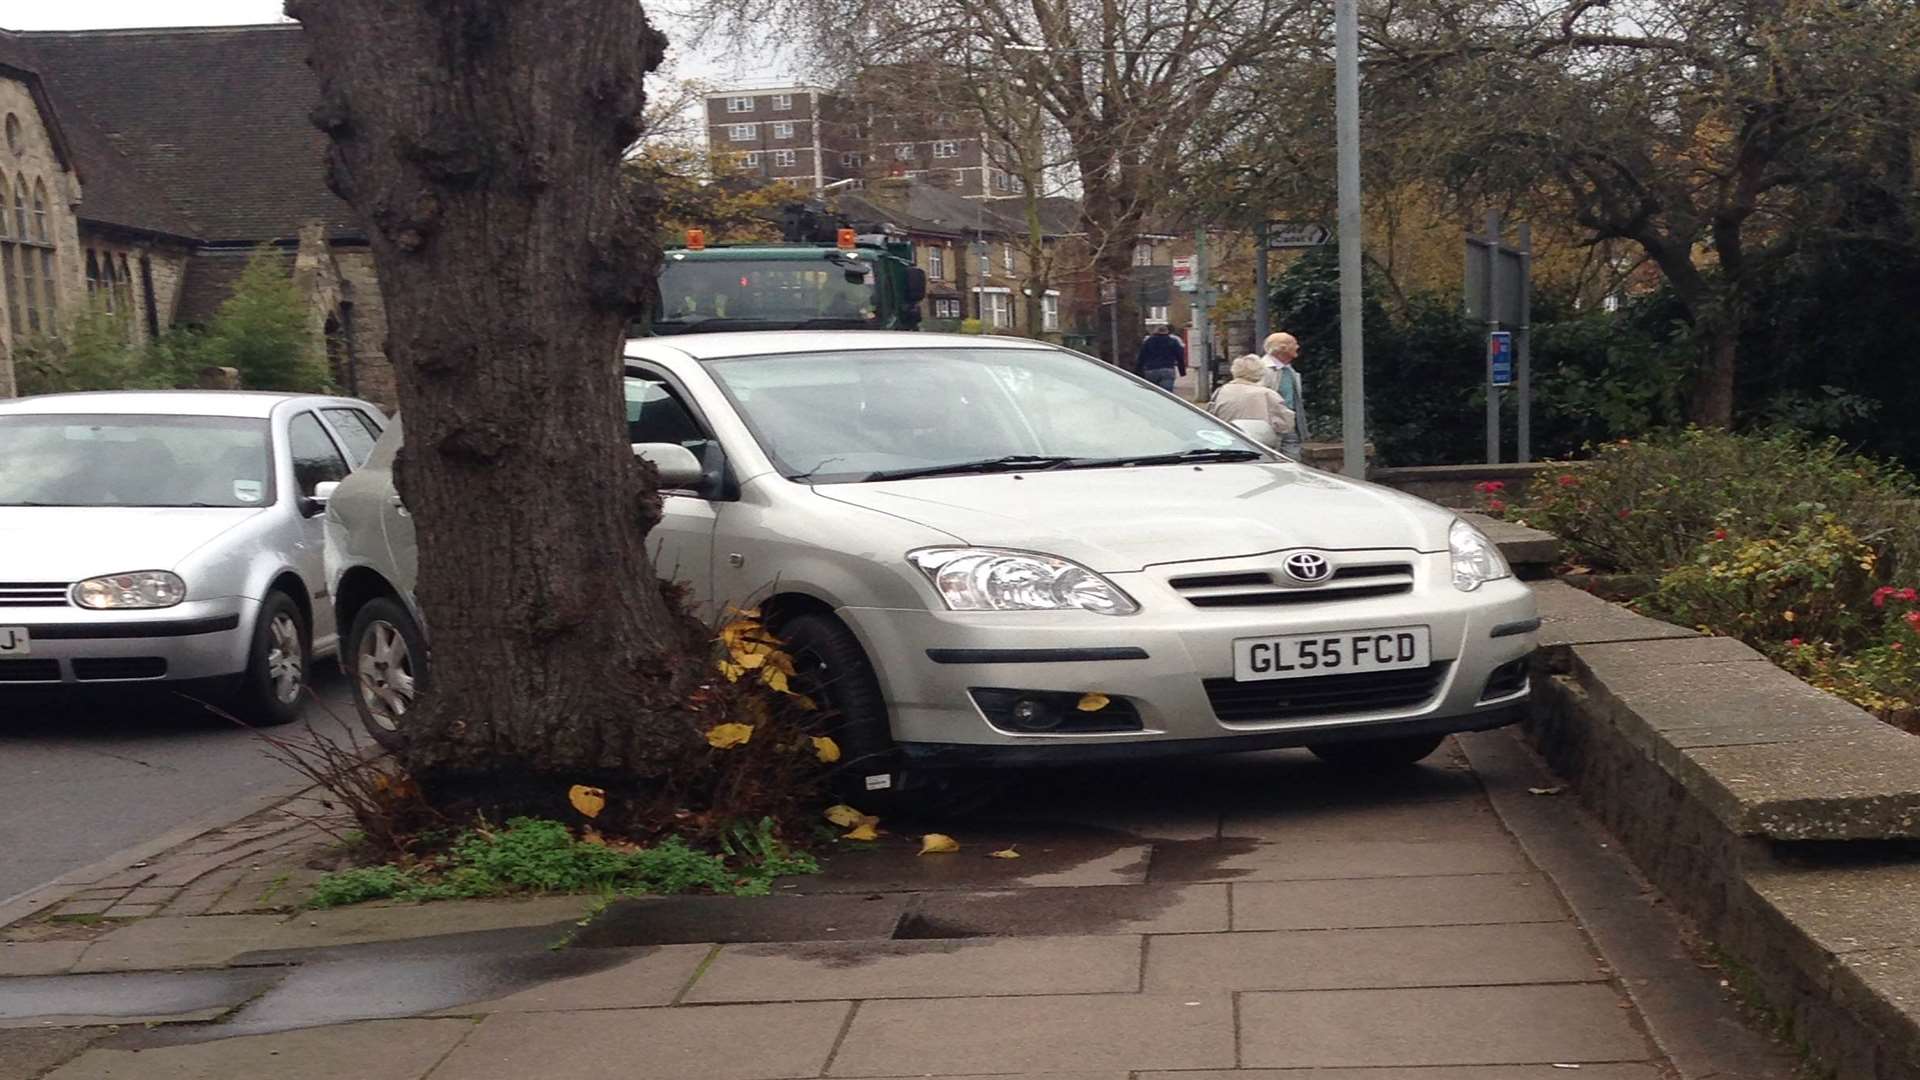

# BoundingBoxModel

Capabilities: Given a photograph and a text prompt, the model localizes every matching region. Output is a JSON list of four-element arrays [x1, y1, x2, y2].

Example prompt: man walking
[[1262, 332, 1308, 461], [1136, 324, 1186, 393]]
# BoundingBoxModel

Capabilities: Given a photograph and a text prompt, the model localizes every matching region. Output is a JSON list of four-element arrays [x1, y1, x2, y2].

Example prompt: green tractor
[[645, 203, 927, 335]]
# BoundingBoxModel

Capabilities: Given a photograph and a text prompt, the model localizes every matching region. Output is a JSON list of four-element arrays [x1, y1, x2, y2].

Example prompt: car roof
[[0, 390, 360, 419], [628, 330, 1061, 362]]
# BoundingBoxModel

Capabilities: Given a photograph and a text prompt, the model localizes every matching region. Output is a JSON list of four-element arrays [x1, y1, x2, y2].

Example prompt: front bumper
[[841, 551, 1537, 760], [0, 598, 256, 686]]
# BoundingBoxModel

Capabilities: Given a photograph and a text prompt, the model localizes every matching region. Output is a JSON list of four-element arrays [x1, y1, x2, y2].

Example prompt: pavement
[[0, 723, 1802, 1080], [0, 670, 357, 907]]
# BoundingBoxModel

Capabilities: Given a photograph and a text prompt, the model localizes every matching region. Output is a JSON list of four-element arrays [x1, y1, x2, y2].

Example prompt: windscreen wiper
[[1060, 447, 1266, 469], [863, 455, 1079, 482]]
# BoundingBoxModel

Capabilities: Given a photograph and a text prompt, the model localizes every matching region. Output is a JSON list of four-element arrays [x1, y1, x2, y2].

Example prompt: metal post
[[1109, 298, 1120, 366], [1193, 228, 1213, 401], [1516, 223, 1533, 463], [1254, 221, 1270, 351], [1335, 0, 1367, 479], [1484, 210, 1501, 465]]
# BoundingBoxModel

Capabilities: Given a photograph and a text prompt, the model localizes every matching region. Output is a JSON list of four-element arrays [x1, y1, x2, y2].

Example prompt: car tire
[[1309, 732, 1446, 771], [348, 596, 427, 751], [232, 591, 309, 726]]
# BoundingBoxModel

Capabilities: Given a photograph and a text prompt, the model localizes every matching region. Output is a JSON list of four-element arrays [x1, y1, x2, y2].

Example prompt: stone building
[[0, 24, 391, 405]]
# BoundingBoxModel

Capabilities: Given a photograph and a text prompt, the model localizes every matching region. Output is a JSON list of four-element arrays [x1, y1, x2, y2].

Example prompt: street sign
[[1489, 331, 1513, 388], [1099, 279, 1118, 305], [1266, 223, 1332, 248], [1171, 256, 1197, 293]]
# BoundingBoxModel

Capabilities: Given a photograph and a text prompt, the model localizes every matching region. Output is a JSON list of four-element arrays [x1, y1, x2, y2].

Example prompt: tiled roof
[[23, 24, 357, 244], [175, 247, 294, 325], [837, 181, 1080, 241], [0, 29, 201, 240]]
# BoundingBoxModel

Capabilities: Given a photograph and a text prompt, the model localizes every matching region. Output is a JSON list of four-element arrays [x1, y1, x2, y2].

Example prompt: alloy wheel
[[356, 620, 415, 731]]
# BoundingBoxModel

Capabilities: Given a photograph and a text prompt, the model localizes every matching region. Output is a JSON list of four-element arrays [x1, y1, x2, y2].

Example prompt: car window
[[625, 377, 711, 453], [287, 412, 351, 497], [0, 414, 272, 508], [321, 408, 380, 466]]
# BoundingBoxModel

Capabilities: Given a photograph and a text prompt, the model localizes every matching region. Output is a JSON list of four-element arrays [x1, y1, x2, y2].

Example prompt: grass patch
[[305, 816, 818, 909]]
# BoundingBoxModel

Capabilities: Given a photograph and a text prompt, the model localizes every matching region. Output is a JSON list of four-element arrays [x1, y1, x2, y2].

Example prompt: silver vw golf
[[326, 332, 1536, 786], [0, 390, 387, 722]]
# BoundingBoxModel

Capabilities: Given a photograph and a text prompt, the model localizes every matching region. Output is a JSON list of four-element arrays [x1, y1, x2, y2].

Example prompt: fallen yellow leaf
[[581, 826, 606, 845], [568, 784, 606, 819], [812, 736, 842, 763], [919, 833, 960, 855], [845, 820, 881, 841], [823, 804, 865, 827], [1076, 693, 1111, 712], [989, 847, 1021, 859], [705, 723, 755, 749]]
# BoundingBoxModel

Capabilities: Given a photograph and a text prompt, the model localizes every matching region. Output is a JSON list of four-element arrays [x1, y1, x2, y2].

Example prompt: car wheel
[[775, 612, 903, 800], [349, 597, 427, 751], [1309, 732, 1447, 772], [233, 591, 309, 726]]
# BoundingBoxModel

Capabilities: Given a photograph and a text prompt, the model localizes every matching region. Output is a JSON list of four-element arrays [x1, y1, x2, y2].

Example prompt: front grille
[[0, 583, 71, 608], [0, 660, 62, 683], [1204, 663, 1450, 723], [1170, 561, 1416, 608], [73, 658, 169, 681]]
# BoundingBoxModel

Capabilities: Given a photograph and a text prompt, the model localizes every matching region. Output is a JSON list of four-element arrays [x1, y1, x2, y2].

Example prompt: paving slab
[[432, 943, 711, 1013], [0, 940, 89, 976], [71, 914, 290, 973], [1222, 792, 1507, 842], [1239, 984, 1651, 1068], [430, 1001, 851, 1080], [830, 993, 1235, 1076], [0, 1027, 106, 1079], [1151, 838, 1530, 883], [1136, 1060, 1666, 1068], [1532, 581, 1699, 649], [1231, 873, 1565, 930], [1748, 862, 1920, 953], [569, 893, 910, 947], [795, 827, 1151, 893], [0, 968, 283, 1028], [1146, 921, 1602, 991], [47, 1018, 473, 1080], [255, 895, 595, 951], [901, 883, 1229, 937], [687, 934, 1142, 1002]]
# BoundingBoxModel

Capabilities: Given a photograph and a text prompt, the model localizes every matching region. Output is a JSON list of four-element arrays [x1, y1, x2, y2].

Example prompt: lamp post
[[1334, 0, 1367, 479]]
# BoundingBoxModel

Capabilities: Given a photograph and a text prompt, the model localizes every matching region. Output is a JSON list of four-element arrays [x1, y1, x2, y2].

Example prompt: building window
[[727, 124, 756, 141], [118, 253, 134, 319], [1147, 304, 1169, 323], [3, 113, 18, 156], [740, 151, 762, 168], [772, 93, 793, 111], [993, 172, 1009, 192], [1011, 174, 1026, 194], [981, 292, 1011, 328], [1042, 294, 1059, 331], [772, 149, 797, 167], [30, 178, 48, 241], [894, 144, 914, 160], [726, 96, 754, 113], [10, 174, 26, 236], [18, 233, 39, 332], [1133, 242, 1154, 267], [1003, 244, 1014, 271], [933, 140, 959, 159], [773, 121, 794, 139], [841, 151, 862, 167], [929, 246, 944, 280], [933, 298, 961, 319]]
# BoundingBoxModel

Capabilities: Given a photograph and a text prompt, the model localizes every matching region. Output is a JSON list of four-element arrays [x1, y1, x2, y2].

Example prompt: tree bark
[[289, 0, 701, 788], [1689, 326, 1739, 429]]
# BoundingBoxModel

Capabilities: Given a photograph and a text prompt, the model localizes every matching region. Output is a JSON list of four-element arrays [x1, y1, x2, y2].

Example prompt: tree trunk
[[289, 0, 701, 790], [1689, 326, 1738, 429]]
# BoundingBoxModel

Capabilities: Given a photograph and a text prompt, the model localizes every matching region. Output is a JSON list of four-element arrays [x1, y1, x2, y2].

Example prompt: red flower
[[1899, 588, 1919, 602], [1894, 643, 1907, 652], [1786, 637, 1803, 648], [1474, 480, 1507, 495], [1488, 498, 1507, 513], [1713, 528, 1728, 541], [1617, 509, 1633, 521], [1557, 474, 1578, 487], [1875, 586, 1895, 609], [1908, 611, 1920, 630]]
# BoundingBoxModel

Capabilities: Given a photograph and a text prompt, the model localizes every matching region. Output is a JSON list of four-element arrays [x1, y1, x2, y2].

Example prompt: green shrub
[[201, 247, 330, 392]]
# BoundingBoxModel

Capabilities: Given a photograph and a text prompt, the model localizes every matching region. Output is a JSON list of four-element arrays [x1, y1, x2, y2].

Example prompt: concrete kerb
[[1522, 579, 1920, 1079]]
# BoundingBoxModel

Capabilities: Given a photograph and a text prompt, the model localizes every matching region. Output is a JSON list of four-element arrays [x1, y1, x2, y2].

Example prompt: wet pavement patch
[[790, 822, 1152, 894], [0, 967, 284, 1027], [897, 882, 1208, 937], [568, 893, 911, 948]]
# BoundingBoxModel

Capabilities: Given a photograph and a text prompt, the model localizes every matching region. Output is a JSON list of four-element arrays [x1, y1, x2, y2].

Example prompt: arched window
[[31, 179, 49, 242], [85, 249, 100, 293], [10, 176, 24, 238], [118, 254, 135, 320]]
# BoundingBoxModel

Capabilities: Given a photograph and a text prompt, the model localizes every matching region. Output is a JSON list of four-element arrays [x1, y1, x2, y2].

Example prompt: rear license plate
[[0, 627, 30, 657], [1233, 626, 1429, 682]]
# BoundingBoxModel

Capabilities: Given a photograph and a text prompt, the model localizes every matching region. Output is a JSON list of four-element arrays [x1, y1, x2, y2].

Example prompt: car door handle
[[389, 494, 410, 517]]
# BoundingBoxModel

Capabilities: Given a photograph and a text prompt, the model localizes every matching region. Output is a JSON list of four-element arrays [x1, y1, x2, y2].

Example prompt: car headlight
[[909, 548, 1138, 615], [1449, 519, 1512, 592], [72, 571, 187, 610]]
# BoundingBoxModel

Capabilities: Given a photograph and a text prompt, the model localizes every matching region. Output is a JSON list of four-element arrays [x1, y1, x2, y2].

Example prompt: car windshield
[[704, 346, 1267, 484], [654, 257, 880, 332], [0, 414, 274, 508]]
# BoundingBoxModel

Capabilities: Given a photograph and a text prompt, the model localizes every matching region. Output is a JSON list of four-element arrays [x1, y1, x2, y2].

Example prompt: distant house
[[0, 23, 391, 403]]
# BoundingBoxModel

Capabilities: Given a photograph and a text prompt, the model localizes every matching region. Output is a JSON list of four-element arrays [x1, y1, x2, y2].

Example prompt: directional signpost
[[1253, 221, 1335, 368], [1171, 256, 1197, 293], [1266, 223, 1332, 248]]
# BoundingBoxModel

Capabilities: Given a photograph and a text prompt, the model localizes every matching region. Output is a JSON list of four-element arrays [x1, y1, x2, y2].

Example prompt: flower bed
[[1484, 430, 1920, 729]]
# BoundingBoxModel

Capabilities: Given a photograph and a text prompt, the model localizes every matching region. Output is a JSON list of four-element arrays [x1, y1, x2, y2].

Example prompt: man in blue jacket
[[1136, 324, 1186, 392]]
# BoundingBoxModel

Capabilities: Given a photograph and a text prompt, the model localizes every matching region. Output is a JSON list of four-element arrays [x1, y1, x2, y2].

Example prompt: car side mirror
[[632, 443, 704, 489], [303, 480, 340, 516]]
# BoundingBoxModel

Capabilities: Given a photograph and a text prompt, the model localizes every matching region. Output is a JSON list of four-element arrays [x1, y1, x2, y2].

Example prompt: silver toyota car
[[326, 332, 1536, 785], [0, 391, 387, 722]]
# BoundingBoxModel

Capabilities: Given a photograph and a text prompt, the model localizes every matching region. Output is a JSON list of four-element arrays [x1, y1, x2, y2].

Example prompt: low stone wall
[[1371, 462, 1557, 507], [1528, 581, 1920, 1079]]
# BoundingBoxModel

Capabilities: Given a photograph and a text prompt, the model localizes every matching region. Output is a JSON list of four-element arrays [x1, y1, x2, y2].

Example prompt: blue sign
[[1488, 331, 1514, 388]]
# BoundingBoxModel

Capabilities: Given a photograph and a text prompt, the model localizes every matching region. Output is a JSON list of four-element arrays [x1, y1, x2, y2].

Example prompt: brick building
[[0, 24, 391, 404]]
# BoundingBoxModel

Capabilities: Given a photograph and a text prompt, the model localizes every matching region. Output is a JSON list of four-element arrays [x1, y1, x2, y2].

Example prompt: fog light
[[1010, 697, 1061, 731]]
